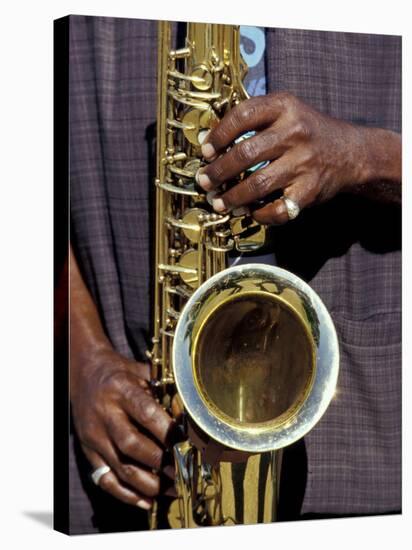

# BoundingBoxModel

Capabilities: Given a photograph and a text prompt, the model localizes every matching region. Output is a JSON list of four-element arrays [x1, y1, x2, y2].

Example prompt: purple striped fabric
[[68, 16, 401, 533], [266, 29, 401, 516]]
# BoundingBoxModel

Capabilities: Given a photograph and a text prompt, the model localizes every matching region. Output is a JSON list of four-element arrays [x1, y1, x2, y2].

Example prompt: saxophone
[[148, 20, 339, 529]]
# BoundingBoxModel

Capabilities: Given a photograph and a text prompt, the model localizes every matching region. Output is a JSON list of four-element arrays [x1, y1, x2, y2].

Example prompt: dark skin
[[70, 246, 177, 510], [196, 92, 401, 217], [71, 92, 401, 508]]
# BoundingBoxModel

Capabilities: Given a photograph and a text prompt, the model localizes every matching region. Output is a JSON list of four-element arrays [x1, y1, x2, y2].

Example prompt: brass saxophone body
[[149, 20, 339, 529]]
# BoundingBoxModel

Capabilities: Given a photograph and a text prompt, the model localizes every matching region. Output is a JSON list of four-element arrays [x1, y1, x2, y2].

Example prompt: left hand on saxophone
[[196, 92, 401, 223]]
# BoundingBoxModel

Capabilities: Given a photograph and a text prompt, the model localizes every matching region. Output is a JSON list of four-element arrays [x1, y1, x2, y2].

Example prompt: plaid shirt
[[68, 16, 401, 532]]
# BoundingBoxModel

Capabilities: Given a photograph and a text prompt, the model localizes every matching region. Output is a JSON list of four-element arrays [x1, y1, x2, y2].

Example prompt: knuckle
[[254, 172, 271, 193], [296, 146, 315, 168], [149, 448, 163, 470], [292, 119, 311, 141], [247, 172, 270, 198], [243, 101, 258, 122], [230, 105, 244, 130], [118, 434, 138, 456], [275, 91, 295, 108], [105, 370, 128, 394], [137, 396, 158, 425], [120, 464, 136, 481], [207, 161, 224, 183], [235, 139, 257, 164], [245, 177, 259, 197], [122, 378, 144, 404], [99, 475, 114, 492], [231, 100, 256, 128]]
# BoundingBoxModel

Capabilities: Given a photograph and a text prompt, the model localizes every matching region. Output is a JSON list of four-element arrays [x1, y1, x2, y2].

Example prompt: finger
[[81, 444, 153, 510], [82, 428, 160, 497], [211, 156, 293, 213], [106, 411, 164, 470], [87, 431, 162, 498], [123, 387, 176, 447], [197, 126, 288, 191], [201, 95, 284, 160], [165, 485, 178, 498], [252, 180, 317, 225], [112, 460, 162, 499], [251, 198, 288, 225], [128, 361, 151, 382]]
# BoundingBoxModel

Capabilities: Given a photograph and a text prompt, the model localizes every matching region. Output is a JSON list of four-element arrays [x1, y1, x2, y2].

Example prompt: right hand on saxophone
[[196, 92, 401, 219], [69, 245, 178, 509]]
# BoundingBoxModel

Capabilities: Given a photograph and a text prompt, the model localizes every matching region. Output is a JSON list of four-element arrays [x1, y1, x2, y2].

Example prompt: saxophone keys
[[205, 240, 234, 253], [165, 284, 192, 299], [214, 228, 232, 238], [168, 165, 196, 179], [168, 89, 210, 111], [167, 118, 195, 131], [180, 208, 209, 243], [166, 307, 180, 320], [167, 69, 204, 84], [163, 151, 187, 165], [181, 108, 218, 146], [178, 249, 199, 289], [234, 230, 267, 253], [191, 65, 213, 91], [177, 88, 220, 101], [169, 47, 191, 60], [156, 180, 201, 197], [160, 328, 176, 338]]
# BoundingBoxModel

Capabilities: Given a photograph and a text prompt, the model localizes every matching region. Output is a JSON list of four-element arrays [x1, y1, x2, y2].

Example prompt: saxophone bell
[[173, 264, 339, 454]]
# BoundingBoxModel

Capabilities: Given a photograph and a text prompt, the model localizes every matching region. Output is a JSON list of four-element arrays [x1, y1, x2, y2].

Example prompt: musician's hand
[[197, 92, 401, 223], [70, 346, 177, 509]]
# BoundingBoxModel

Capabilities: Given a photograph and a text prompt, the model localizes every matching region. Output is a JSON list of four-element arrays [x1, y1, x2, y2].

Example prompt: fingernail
[[195, 169, 213, 191], [198, 129, 210, 145], [201, 142, 216, 160], [136, 499, 152, 510], [233, 206, 250, 217], [212, 198, 227, 213], [206, 191, 217, 205]]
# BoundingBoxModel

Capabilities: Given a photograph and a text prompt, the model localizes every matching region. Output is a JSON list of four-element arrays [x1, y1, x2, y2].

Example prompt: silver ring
[[283, 197, 300, 220], [91, 465, 111, 486]]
